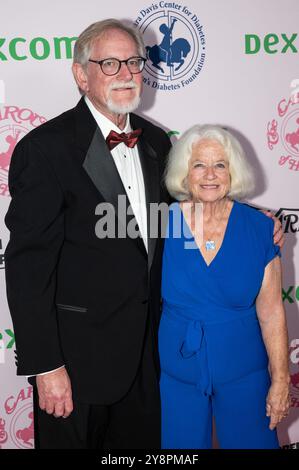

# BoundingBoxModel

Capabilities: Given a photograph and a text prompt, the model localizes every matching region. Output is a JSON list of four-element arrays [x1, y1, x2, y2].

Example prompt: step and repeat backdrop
[[0, 0, 298, 449]]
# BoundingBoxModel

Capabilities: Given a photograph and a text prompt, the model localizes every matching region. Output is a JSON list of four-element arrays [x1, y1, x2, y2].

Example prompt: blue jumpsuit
[[159, 201, 280, 449]]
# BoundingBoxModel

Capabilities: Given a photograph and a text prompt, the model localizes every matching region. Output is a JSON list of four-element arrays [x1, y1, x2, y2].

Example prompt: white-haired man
[[5, 19, 171, 449]]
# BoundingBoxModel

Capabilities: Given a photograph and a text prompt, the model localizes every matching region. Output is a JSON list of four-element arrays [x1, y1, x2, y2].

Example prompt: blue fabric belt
[[180, 320, 212, 396], [163, 303, 257, 397]]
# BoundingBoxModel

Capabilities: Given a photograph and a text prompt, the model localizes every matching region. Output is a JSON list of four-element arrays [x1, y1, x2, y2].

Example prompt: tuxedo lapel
[[74, 98, 126, 206], [76, 100, 146, 259], [83, 126, 127, 210], [133, 121, 160, 272]]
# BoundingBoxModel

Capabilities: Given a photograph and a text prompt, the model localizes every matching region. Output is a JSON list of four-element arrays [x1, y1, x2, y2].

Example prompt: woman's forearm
[[259, 308, 289, 383]]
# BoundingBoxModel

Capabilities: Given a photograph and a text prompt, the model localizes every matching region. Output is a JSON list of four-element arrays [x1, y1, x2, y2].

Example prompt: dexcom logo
[[0, 36, 77, 61], [245, 33, 298, 54]]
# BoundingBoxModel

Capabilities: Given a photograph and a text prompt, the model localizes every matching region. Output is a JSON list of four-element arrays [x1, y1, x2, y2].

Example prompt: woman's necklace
[[204, 200, 230, 251], [205, 239, 216, 251]]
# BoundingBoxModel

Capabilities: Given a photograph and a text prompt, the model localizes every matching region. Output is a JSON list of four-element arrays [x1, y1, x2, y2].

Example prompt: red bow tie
[[106, 128, 142, 150]]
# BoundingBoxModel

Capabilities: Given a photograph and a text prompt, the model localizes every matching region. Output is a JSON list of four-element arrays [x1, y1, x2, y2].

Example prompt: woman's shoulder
[[234, 201, 275, 241], [235, 201, 273, 225]]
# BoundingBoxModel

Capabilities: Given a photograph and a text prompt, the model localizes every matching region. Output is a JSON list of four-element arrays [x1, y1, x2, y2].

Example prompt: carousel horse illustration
[[146, 18, 191, 74]]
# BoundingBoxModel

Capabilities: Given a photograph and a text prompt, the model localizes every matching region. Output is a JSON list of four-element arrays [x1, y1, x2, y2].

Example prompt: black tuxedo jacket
[[5, 97, 171, 404]]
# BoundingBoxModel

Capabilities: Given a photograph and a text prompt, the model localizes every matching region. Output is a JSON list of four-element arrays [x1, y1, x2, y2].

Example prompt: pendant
[[205, 240, 216, 251]]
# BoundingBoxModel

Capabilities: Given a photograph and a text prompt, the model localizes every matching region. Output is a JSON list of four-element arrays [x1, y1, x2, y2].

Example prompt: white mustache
[[109, 81, 138, 91]]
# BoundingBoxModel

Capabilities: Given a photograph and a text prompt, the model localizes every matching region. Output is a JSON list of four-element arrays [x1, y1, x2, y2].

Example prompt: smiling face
[[72, 28, 143, 121], [187, 138, 231, 203]]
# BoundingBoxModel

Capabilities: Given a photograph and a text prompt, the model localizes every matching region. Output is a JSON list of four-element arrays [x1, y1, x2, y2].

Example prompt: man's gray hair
[[73, 19, 146, 67], [165, 124, 255, 201]]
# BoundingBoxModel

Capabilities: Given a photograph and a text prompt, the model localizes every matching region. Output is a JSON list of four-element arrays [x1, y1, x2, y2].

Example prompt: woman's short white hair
[[165, 124, 255, 201], [73, 19, 146, 68]]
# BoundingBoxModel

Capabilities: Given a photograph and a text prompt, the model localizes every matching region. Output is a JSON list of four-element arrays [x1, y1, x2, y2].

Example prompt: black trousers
[[32, 323, 161, 449]]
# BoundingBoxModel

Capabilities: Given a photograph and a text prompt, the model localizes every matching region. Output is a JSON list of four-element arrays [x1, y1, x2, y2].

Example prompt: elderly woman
[[159, 125, 290, 449]]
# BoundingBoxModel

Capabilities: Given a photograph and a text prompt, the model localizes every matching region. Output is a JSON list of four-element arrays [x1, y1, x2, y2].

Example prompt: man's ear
[[72, 63, 89, 93]]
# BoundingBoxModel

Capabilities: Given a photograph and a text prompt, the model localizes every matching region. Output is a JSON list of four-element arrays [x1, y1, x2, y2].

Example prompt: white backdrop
[[0, 0, 298, 449]]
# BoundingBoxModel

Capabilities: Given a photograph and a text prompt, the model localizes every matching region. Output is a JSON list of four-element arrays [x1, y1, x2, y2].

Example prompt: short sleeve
[[264, 217, 281, 267]]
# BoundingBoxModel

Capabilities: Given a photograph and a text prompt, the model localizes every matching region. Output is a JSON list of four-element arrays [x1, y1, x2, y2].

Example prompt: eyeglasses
[[88, 56, 146, 76]]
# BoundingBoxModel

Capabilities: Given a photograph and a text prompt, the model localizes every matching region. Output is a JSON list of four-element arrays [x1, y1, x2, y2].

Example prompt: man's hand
[[36, 366, 73, 418], [262, 210, 284, 249]]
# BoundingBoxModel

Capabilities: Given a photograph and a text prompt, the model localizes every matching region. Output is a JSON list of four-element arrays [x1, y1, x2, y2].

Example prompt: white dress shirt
[[85, 96, 148, 251]]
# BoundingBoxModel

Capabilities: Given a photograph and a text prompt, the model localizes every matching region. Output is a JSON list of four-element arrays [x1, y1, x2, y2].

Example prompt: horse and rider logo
[[1, 386, 34, 448], [135, 5, 206, 89], [267, 92, 299, 171], [146, 19, 191, 74], [0, 104, 46, 197], [0, 125, 24, 197]]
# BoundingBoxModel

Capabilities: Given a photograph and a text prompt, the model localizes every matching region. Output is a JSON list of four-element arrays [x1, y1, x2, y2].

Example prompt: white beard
[[107, 94, 141, 114], [107, 80, 141, 114]]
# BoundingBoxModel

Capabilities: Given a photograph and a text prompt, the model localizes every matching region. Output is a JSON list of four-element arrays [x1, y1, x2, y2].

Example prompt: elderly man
[[5, 19, 171, 449], [5, 19, 283, 450]]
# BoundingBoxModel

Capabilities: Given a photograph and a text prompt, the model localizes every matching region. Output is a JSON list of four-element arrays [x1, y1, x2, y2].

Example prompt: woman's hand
[[266, 380, 290, 430]]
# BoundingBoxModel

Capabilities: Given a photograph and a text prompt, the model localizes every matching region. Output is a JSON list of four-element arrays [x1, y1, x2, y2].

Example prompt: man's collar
[[84, 96, 131, 139]]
